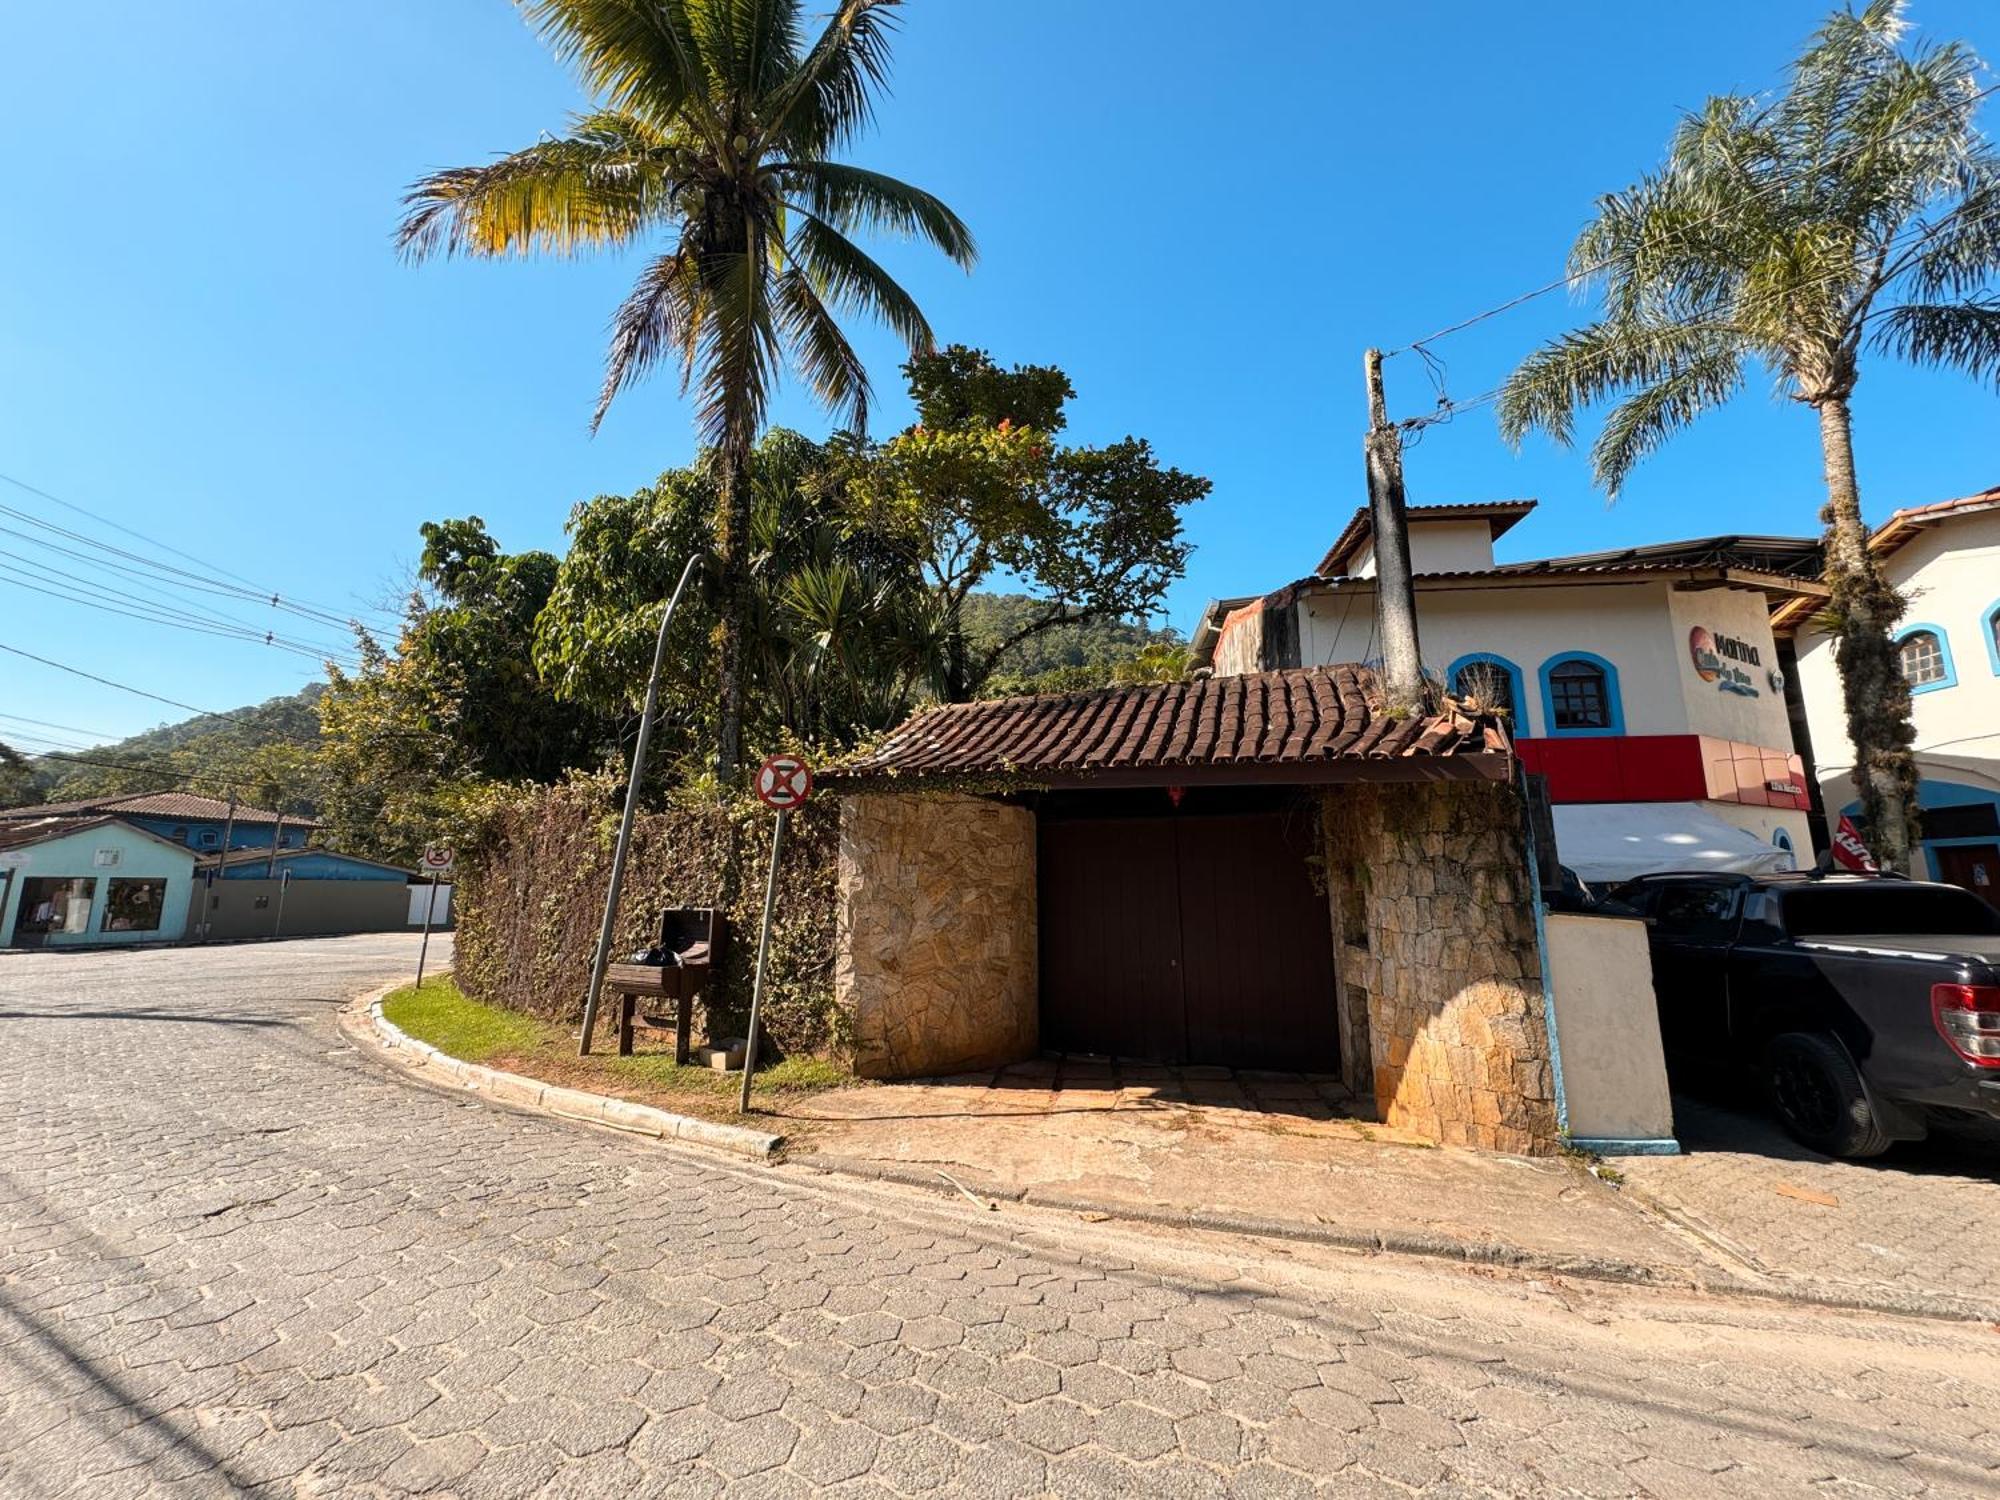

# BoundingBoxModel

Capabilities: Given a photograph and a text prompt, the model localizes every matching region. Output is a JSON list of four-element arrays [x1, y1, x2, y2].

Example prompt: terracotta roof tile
[[0, 791, 318, 827], [835, 665, 1508, 784]]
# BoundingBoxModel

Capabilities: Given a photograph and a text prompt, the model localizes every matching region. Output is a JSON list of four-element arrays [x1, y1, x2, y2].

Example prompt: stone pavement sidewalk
[[770, 1059, 1722, 1288], [770, 1062, 2000, 1323], [1617, 1093, 2000, 1323]]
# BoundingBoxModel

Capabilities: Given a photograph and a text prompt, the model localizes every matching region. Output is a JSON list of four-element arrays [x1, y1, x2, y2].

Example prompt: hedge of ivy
[[449, 778, 844, 1060]]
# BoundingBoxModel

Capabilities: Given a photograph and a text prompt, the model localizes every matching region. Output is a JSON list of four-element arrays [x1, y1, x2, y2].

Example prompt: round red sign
[[755, 754, 813, 811]]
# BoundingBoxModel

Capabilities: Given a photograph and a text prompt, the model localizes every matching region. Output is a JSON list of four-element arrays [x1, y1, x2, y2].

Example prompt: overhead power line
[[1389, 78, 2000, 356], [0, 710, 124, 741], [0, 641, 258, 729], [0, 470, 404, 633], [0, 561, 361, 669]]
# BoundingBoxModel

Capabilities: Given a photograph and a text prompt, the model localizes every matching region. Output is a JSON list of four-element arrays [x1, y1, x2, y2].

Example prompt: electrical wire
[[0, 641, 258, 728], [0, 711, 125, 741], [0, 560, 361, 668], [1388, 78, 2000, 356], [0, 470, 405, 632]]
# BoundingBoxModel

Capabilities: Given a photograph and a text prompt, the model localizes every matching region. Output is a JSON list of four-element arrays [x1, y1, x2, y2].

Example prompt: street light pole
[[579, 551, 706, 1056]]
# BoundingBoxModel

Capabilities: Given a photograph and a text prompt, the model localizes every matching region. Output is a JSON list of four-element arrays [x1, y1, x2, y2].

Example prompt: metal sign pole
[[580, 550, 705, 1055], [415, 874, 439, 990], [272, 868, 290, 939], [738, 807, 788, 1114]]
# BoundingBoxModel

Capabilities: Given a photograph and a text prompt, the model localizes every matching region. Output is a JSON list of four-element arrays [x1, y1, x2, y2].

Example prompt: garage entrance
[[1037, 790, 1340, 1072]]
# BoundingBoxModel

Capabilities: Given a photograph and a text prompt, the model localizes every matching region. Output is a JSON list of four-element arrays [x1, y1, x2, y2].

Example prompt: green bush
[[449, 778, 844, 1060]]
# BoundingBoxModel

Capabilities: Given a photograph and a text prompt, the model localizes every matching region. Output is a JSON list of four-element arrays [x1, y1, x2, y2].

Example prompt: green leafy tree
[[0, 741, 39, 808], [1497, 1, 2000, 873], [316, 520, 611, 861], [536, 430, 944, 757], [399, 0, 975, 781], [854, 347, 1208, 701]]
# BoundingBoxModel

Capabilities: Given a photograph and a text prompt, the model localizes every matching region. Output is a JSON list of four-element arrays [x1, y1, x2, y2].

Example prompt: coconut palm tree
[[399, 0, 974, 779], [1497, 0, 2000, 873]]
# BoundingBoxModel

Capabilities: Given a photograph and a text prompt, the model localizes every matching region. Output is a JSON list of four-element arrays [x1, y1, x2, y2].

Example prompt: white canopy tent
[[1554, 802, 1797, 886]]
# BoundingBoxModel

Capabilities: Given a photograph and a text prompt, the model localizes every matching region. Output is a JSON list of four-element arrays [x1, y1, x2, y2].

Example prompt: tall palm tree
[[399, 0, 975, 778], [1497, 0, 2000, 874]]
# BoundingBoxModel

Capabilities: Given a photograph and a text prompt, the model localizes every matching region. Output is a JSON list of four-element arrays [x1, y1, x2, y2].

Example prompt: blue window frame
[[1537, 651, 1624, 737], [1444, 652, 1526, 727], [1983, 598, 2000, 678], [1894, 622, 1956, 695]]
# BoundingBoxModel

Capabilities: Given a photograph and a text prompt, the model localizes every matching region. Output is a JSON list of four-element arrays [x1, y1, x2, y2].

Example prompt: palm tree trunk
[[1815, 395, 1920, 872], [714, 445, 750, 782]]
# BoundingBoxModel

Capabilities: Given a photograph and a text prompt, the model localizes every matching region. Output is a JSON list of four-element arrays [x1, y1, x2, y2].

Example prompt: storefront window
[[13, 877, 97, 938], [102, 877, 168, 932]]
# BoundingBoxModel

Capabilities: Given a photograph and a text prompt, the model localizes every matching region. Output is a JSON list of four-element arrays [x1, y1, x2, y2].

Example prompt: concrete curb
[[343, 978, 783, 1161], [785, 1151, 2000, 1327]]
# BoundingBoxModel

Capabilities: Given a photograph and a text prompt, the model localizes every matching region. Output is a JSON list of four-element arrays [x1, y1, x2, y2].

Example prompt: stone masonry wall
[[1321, 781, 1559, 1153], [836, 793, 1038, 1079]]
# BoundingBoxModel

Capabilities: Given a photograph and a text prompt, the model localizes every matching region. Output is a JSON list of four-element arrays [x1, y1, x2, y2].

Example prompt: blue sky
[[4, 1, 1998, 746]]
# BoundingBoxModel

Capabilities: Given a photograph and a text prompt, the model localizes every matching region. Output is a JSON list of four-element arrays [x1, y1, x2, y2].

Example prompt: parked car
[[1607, 871, 2000, 1157]]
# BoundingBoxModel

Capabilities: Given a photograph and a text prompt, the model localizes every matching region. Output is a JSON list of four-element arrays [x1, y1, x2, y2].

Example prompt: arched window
[[1983, 598, 2000, 677], [1538, 652, 1624, 737], [1894, 624, 1955, 695], [1445, 653, 1524, 726]]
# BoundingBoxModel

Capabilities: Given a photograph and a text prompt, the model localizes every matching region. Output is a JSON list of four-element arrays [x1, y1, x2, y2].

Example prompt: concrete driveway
[[4, 937, 2000, 1497]]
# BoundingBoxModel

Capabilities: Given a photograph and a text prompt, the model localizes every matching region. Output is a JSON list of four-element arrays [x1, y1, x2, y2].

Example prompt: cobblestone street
[[4, 938, 1999, 1498]]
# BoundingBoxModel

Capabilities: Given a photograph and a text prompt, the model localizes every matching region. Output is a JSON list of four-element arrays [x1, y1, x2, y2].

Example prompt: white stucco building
[[1191, 501, 1828, 881], [1779, 485, 2000, 904]]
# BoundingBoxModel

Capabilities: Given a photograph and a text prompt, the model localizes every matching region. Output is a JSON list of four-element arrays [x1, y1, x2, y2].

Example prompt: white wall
[[1795, 508, 2000, 798], [1299, 579, 1690, 737], [1347, 518, 1499, 579], [1545, 912, 1676, 1147]]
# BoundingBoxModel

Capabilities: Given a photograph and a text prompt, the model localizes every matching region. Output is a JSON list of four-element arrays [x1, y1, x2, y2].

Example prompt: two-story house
[[1190, 501, 1830, 882], [1779, 485, 2000, 907]]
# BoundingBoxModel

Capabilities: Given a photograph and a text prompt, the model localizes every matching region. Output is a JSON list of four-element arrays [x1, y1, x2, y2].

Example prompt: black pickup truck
[[1607, 871, 2000, 1157]]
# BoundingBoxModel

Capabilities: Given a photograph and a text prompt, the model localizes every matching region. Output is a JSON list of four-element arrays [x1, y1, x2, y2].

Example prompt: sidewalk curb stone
[[346, 977, 782, 1159]]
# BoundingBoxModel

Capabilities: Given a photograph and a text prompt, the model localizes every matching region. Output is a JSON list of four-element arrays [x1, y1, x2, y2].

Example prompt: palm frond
[[774, 160, 976, 265], [1871, 298, 2000, 387], [764, 0, 901, 151], [1588, 346, 1747, 496], [594, 246, 701, 431], [692, 234, 781, 456], [785, 210, 932, 351], [774, 268, 870, 433], [398, 120, 669, 259], [1497, 319, 1743, 451], [521, 0, 724, 141]]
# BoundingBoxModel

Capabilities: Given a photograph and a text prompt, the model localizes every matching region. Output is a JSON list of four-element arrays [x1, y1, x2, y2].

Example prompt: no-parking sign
[[754, 754, 813, 811]]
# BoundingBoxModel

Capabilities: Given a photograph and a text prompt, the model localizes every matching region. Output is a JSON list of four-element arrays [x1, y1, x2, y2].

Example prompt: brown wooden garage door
[[1038, 796, 1340, 1072]]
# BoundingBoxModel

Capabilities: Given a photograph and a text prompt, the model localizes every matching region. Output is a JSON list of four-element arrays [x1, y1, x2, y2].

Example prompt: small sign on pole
[[740, 754, 812, 1112], [415, 846, 453, 989]]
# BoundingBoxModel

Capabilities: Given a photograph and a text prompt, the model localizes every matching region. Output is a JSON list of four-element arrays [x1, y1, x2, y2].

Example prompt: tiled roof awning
[[834, 665, 1512, 789]]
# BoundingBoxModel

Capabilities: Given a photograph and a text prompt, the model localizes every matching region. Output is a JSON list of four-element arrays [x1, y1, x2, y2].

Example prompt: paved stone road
[[4, 939, 2000, 1498]]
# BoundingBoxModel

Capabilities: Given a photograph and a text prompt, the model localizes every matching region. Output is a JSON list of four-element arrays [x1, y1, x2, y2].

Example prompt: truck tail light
[[1931, 984, 2000, 1068]]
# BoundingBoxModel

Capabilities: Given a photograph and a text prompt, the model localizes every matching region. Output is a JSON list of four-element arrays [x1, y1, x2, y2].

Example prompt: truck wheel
[[1765, 1032, 1892, 1159]]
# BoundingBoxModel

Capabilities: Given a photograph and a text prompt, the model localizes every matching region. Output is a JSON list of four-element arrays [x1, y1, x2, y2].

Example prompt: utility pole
[[1363, 348, 1425, 714], [579, 551, 706, 1056]]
